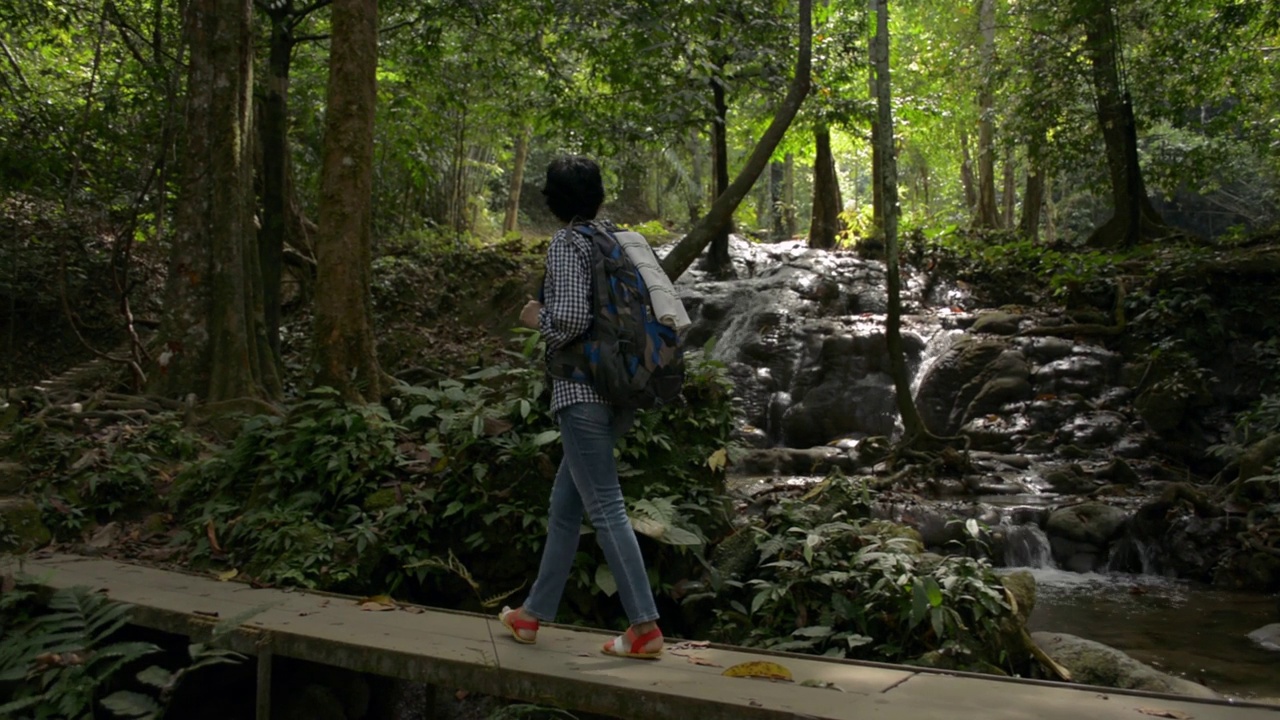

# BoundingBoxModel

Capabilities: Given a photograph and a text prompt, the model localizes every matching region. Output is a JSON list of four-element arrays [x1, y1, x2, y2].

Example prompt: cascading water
[[1001, 520, 1056, 569]]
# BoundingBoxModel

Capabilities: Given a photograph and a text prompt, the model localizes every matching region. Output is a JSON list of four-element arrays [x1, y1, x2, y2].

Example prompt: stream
[[682, 237, 1280, 701]]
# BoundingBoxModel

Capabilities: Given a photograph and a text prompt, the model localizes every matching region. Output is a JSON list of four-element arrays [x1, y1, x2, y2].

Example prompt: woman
[[500, 156, 664, 660]]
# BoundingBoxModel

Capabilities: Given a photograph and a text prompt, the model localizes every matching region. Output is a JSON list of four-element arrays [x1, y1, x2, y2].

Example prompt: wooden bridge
[[5, 553, 1278, 720]]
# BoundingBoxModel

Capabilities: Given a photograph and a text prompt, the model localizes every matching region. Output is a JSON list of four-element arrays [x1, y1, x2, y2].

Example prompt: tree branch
[[288, 0, 333, 30]]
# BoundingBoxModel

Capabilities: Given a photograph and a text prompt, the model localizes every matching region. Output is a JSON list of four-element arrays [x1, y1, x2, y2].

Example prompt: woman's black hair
[[542, 156, 605, 223]]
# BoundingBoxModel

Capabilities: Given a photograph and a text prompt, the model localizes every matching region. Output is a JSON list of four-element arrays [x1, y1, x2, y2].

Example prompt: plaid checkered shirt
[[539, 222, 620, 413]]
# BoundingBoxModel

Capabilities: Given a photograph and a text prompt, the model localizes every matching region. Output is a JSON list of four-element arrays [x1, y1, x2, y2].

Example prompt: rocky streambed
[[669, 237, 1279, 699]]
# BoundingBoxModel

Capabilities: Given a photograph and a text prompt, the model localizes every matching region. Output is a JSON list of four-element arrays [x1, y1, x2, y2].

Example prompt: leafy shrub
[[2, 415, 200, 540], [698, 488, 1016, 670], [170, 340, 738, 621]]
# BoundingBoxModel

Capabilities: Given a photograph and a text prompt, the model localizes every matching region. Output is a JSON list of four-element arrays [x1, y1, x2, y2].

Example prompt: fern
[[0, 585, 161, 719]]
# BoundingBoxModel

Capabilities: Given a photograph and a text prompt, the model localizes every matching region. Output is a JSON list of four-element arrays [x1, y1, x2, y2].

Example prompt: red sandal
[[602, 625, 664, 659], [499, 606, 539, 645]]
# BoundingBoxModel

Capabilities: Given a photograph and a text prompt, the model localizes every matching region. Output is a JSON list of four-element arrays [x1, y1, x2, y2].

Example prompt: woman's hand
[[519, 299, 543, 329]]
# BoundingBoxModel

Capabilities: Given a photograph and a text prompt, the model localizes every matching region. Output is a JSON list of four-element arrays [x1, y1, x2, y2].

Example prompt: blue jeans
[[523, 402, 659, 625]]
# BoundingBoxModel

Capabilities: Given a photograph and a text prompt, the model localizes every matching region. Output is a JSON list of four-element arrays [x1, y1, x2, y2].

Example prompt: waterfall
[[1003, 522, 1056, 568]]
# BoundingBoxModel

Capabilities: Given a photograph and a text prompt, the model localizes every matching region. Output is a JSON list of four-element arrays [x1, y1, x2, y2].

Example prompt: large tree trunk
[[959, 128, 977, 213], [153, 0, 279, 404], [1019, 136, 1045, 240], [502, 124, 531, 234], [705, 69, 734, 275], [778, 150, 788, 235], [808, 124, 842, 249], [768, 160, 785, 240], [871, 0, 928, 441], [660, 0, 812, 281], [686, 128, 704, 224], [974, 0, 1000, 229], [313, 0, 383, 403], [1080, 0, 1165, 247], [1001, 143, 1016, 228], [259, 6, 292, 367]]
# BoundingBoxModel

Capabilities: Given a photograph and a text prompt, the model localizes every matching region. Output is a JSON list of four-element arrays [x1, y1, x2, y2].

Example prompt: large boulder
[[1247, 623, 1280, 652], [1045, 502, 1128, 547], [0, 497, 51, 553], [0, 462, 28, 494], [916, 338, 1032, 437], [1031, 632, 1220, 699]]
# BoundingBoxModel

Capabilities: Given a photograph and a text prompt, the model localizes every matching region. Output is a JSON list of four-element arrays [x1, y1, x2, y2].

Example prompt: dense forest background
[[2, 0, 1278, 398]]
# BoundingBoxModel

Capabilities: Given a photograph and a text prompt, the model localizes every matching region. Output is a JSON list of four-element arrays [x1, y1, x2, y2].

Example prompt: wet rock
[[1000, 569, 1037, 623], [1020, 336, 1075, 363], [1044, 466, 1095, 494], [1056, 411, 1126, 448], [1247, 623, 1280, 652], [1045, 502, 1128, 547], [971, 310, 1023, 336], [1032, 354, 1112, 396], [0, 498, 51, 552], [1031, 632, 1220, 698], [737, 447, 858, 476], [1095, 458, 1141, 485], [1111, 435, 1152, 459], [916, 337, 1010, 435]]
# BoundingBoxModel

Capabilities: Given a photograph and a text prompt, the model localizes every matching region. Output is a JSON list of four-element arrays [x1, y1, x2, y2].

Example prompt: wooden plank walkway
[[4, 554, 1278, 720]]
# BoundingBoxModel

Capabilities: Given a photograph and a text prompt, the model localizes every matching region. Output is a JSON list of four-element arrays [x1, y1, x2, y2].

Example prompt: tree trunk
[[502, 124, 531, 235], [808, 124, 842, 249], [872, 0, 928, 441], [974, 0, 1000, 229], [778, 151, 788, 235], [660, 0, 812, 280], [868, 41, 884, 233], [259, 7, 292, 367], [313, 0, 382, 403], [687, 128, 703, 224], [1001, 143, 1016, 228], [706, 70, 734, 275], [769, 160, 785, 241], [959, 128, 977, 213], [1080, 0, 1165, 247], [153, 0, 279, 403], [1019, 136, 1045, 240]]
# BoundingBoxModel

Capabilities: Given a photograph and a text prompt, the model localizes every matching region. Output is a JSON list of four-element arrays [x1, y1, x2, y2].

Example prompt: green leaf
[[532, 430, 560, 446], [136, 665, 174, 690], [101, 690, 162, 719], [594, 565, 617, 597], [910, 583, 929, 628], [923, 576, 943, 608], [793, 625, 833, 638]]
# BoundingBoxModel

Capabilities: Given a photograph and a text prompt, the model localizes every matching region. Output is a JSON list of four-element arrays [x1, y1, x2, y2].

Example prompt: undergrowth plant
[[0, 581, 243, 720], [697, 487, 1016, 671], [169, 335, 738, 620]]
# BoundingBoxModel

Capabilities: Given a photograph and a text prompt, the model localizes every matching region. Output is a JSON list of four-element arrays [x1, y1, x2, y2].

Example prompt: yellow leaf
[[358, 594, 397, 611], [722, 661, 794, 682], [707, 448, 728, 472], [216, 569, 238, 582]]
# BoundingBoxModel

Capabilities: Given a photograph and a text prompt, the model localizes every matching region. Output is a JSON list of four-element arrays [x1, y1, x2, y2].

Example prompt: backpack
[[545, 222, 685, 409]]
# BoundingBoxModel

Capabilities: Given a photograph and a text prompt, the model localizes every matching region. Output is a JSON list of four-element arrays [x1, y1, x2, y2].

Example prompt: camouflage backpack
[[546, 222, 685, 409]]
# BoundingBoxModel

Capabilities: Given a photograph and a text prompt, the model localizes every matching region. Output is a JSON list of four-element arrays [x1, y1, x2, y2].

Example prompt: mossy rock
[[0, 498, 52, 552], [362, 488, 399, 512], [859, 519, 924, 554], [0, 461, 28, 494]]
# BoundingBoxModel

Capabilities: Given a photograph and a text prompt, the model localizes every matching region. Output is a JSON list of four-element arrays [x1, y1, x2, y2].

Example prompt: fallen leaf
[[359, 600, 396, 612], [749, 700, 763, 707], [688, 657, 721, 667], [193, 610, 219, 618], [216, 568, 238, 582], [205, 520, 223, 553], [1135, 708, 1192, 719], [722, 661, 794, 682], [455, 690, 470, 701], [357, 593, 397, 611]]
